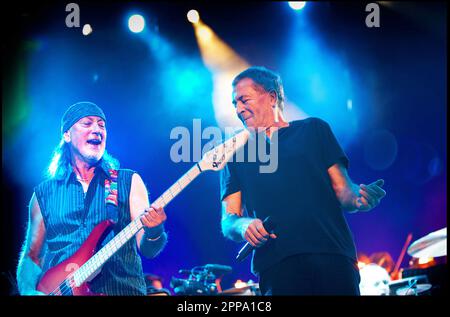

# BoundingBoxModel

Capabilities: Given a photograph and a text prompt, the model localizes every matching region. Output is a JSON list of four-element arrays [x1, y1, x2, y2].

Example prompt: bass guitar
[[37, 129, 249, 295]]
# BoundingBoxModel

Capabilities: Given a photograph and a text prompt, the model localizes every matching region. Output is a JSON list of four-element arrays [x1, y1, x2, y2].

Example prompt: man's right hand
[[242, 218, 277, 247]]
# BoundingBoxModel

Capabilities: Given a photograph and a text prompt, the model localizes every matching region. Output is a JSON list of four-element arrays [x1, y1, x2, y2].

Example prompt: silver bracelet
[[146, 233, 163, 241]]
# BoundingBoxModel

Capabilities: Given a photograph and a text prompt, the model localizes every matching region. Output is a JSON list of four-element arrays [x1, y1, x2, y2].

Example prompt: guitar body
[[37, 220, 115, 295]]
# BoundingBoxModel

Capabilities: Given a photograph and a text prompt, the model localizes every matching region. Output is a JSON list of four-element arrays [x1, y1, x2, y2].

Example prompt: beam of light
[[288, 2, 307, 11], [128, 14, 175, 63], [160, 57, 212, 114], [192, 20, 249, 129], [197, 25, 212, 41], [192, 20, 307, 130], [128, 14, 145, 33], [127, 14, 213, 123], [280, 7, 359, 148], [187, 10, 200, 24]]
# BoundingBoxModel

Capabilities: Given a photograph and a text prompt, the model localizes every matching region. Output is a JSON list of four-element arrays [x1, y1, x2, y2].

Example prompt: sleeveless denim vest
[[34, 162, 146, 295]]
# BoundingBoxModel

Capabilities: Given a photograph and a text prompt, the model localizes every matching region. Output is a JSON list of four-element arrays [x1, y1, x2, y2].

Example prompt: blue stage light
[[128, 14, 145, 33], [288, 2, 307, 11]]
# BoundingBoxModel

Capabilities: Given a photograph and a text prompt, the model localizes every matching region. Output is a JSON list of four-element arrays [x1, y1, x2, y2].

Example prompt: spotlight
[[128, 14, 145, 33], [82, 24, 93, 36], [187, 10, 200, 24], [288, 2, 307, 11]]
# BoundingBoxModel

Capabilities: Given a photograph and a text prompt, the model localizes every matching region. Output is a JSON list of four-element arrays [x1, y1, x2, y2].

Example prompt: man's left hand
[[141, 204, 167, 228], [355, 179, 386, 211]]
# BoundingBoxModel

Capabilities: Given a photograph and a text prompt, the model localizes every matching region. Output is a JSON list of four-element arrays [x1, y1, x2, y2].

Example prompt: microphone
[[236, 217, 276, 262]]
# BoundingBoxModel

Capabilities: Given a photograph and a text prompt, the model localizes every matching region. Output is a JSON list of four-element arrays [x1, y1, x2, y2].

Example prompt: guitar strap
[[104, 168, 119, 223]]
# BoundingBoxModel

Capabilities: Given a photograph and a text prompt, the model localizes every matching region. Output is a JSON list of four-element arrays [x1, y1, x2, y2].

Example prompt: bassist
[[16, 101, 168, 295]]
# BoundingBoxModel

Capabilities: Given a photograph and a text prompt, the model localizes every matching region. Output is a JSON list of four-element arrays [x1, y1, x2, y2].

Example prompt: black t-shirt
[[220, 117, 357, 275]]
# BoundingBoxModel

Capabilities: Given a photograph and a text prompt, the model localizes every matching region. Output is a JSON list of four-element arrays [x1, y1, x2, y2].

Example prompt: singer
[[220, 66, 387, 295], [16, 101, 168, 295]]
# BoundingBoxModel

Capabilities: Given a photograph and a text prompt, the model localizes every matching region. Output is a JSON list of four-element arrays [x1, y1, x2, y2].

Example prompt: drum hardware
[[170, 264, 232, 295], [388, 274, 430, 296], [395, 282, 432, 296], [358, 227, 446, 295], [401, 263, 447, 296]]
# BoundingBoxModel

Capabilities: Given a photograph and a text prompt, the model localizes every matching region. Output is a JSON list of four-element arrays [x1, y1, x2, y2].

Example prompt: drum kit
[[359, 227, 447, 296], [147, 228, 446, 296]]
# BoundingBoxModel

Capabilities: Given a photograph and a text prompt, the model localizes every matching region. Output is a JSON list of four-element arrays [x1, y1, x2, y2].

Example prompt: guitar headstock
[[198, 129, 250, 172]]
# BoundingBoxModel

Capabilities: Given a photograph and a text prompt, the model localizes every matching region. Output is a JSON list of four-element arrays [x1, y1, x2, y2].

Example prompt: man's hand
[[242, 218, 277, 247], [355, 179, 386, 211], [141, 204, 167, 229]]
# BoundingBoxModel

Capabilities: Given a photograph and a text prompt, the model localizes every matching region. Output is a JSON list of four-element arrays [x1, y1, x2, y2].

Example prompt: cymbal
[[396, 283, 432, 296], [408, 227, 446, 258]]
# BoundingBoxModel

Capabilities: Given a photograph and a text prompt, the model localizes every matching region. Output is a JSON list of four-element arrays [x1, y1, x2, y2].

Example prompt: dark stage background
[[2, 1, 446, 295]]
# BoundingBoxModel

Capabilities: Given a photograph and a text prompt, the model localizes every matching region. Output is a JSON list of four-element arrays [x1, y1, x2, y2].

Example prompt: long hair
[[47, 139, 120, 179]]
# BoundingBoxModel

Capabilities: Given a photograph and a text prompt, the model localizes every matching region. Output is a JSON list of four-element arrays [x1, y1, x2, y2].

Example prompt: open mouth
[[87, 139, 102, 145], [240, 114, 251, 122]]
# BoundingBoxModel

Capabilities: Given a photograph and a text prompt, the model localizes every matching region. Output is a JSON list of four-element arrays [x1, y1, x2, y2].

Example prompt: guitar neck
[[152, 163, 202, 209], [73, 164, 203, 286]]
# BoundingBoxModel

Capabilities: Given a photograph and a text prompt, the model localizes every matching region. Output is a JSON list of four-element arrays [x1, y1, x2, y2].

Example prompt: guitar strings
[[47, 165, 204, 295]]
